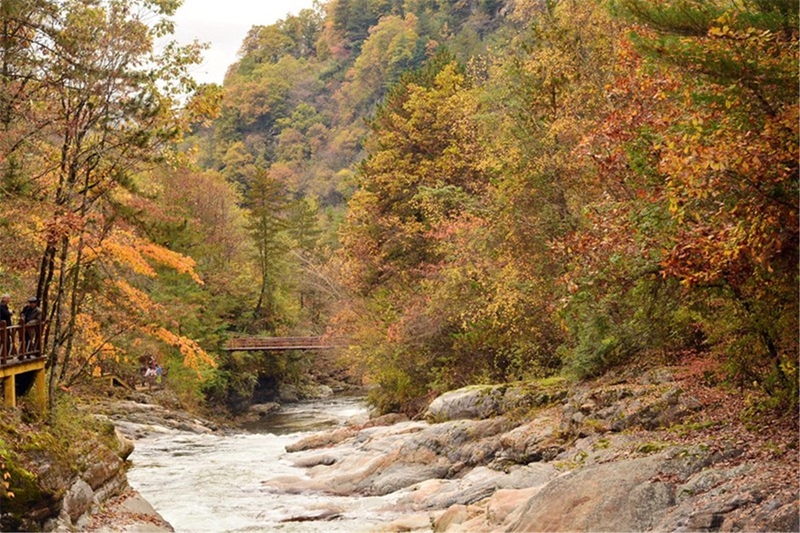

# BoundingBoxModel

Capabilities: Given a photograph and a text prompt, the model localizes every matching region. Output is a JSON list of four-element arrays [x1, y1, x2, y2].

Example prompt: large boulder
[[113, 428, 135, 460], [61, 478, 94, 523], [81, 489, 174, 532], [396, 464, 557, 512], [271, 371, 797, 533], [425, 382, 567, 423], [505, 450, 710, 532], [425, 385, 506, 422]]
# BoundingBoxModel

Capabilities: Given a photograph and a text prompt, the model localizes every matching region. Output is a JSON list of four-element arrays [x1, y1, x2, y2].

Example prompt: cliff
[[0, 401, 171, 532]]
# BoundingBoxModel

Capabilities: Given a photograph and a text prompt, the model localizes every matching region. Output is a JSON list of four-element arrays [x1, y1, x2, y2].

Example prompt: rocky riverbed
[[74, 360, 798, 532], [262, 363, 798, 532], [44, 389, 227, 533]]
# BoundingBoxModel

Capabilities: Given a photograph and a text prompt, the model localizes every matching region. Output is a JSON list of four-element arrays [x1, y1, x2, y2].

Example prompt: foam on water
[[126, 397, 404, 532]]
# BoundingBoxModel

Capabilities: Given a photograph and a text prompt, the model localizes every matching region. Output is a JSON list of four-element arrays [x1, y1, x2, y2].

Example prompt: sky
[[171, 0, 317, 85]]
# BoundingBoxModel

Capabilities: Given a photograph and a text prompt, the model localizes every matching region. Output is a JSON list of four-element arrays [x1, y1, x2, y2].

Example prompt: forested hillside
[[0, 0, 796, 418]]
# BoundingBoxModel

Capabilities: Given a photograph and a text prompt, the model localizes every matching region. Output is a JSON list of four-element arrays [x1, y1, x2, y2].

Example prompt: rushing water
[[126, 397, 405, 533]]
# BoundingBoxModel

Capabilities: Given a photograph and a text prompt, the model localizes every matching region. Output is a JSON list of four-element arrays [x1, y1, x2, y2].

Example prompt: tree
[[246, 167, 291, 333], [336, 14, 427, 123], [339, 53, 513, 412], [0, 0, 56, 195], [477, 0, 625, 378], [0, 0, 213, 412], [617, 0, 799, 405]]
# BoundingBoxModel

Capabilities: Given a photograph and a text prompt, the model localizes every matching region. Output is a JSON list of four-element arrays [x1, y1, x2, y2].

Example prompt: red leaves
[[44, 212, 84, 244]]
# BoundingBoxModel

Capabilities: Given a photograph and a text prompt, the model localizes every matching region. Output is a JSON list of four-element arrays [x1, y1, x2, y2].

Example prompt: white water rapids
[[126, 397, 406, 532]]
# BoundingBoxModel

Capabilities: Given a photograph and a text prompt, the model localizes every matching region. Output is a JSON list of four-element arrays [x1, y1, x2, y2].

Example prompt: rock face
[[5, 389, 219, 532], [81, 489, 173, 532], [11, 422, 174, 533], [506, 453, 684, 532], [23, 365, 794, 533], [91, 398, 221, 440], [265, 367, 798, 533]]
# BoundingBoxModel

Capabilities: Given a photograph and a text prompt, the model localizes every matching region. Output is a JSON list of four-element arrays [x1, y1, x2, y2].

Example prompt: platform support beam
[[3, 375, 15, 408]]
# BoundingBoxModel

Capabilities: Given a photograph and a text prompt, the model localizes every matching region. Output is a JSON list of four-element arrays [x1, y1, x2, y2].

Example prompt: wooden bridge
[[224, 336, 341, 352], [0, 321, 46, 411]]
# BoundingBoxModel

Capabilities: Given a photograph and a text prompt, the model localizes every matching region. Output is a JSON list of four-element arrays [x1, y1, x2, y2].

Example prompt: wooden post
[[19, 320, 26, 358], [3, 375, 15, 408], [33, 368, 46, 413], [0, 320, 6, 365]]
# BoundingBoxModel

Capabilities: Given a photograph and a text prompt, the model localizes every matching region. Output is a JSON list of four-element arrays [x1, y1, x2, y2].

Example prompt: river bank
[[83, 357, 797, 532], [262, 360, 797, 532]]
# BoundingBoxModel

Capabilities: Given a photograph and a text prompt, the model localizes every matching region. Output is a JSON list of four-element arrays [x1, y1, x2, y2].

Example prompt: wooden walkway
[[0, 321, 46, 410], [224, 336, 340, 352], [93, 373, 135, 390]]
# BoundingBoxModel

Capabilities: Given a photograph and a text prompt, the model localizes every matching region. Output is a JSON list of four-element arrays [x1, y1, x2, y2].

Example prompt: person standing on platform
[[20, 297, 42, 355], [0, 294, 11, 326], [0, 294, 13, 358]]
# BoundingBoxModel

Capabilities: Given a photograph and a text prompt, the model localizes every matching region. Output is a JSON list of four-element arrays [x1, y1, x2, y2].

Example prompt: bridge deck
[[0, 321, 46, 410], [224, 336, 339, 352], [0, 321, 44, 368]]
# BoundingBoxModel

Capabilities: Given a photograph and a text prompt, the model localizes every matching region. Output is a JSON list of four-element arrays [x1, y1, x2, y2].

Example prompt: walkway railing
[[0, 320, 44, 366], [224, 336, 341, 352]]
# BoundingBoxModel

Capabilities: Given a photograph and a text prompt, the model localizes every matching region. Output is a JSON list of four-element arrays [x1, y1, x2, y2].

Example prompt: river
[[126, 396, 406, 533]]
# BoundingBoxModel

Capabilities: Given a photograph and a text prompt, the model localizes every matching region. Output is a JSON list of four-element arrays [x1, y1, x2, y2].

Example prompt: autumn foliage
[[0, 0, 795, 418], [333, 0, 798, 414], [0, 0, 220, 408]]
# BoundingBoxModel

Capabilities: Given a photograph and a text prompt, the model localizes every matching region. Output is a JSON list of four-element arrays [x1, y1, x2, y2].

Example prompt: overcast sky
[[171, 0, 317, 85]]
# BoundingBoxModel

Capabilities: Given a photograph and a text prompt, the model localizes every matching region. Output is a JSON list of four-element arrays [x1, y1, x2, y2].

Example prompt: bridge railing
[[0, 320, 44, 367], [224, 335, 341, 351]]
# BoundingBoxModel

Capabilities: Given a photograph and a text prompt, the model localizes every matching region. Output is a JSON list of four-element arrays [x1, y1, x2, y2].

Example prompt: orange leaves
[[581, 0, 798, 295], [66, 287, 216, 382], [98, 231, 158, 278], [1, 455, 13, 499], [69, 313, 125, 373], [75, 313, 105, 352], [112, 280, 157, 316], [138, 243, 204, 285], [90, 229, 204, 285], [44, 212, 84, 244], [657, 86, 798, 287], [147, 325, 217, 378]]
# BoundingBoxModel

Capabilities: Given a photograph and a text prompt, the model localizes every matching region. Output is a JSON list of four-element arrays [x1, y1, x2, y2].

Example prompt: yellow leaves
[[101, 233, 158, 277], [72, 313, 123, 366], [708, 25, 732, 39], [147, 325, 217, 378], [1, 456, 14, 498], [138, 243, 204, 285], [183, 83, 223, 126], [113, 280, 154, 315], [75, 313, 102, 347], [92, 229, 204, 284]]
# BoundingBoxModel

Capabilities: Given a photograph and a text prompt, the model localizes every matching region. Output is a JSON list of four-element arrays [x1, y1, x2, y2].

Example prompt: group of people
[[0, 294, 41, 327], [143, 358, 164, 388], [0, 294, 43, 357]]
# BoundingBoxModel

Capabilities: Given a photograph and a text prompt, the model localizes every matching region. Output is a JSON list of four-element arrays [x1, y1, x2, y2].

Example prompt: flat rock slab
[[84, 490, 173, 532]]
